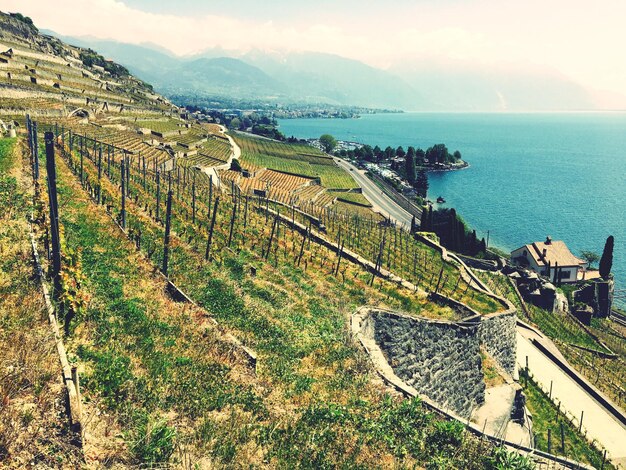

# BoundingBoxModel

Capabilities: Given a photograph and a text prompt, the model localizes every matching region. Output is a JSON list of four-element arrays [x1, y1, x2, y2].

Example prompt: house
[[511, 236, 586, 283]]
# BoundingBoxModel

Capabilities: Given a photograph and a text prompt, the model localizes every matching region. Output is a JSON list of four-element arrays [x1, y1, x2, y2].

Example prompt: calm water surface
[[279, 113, 626, 306]]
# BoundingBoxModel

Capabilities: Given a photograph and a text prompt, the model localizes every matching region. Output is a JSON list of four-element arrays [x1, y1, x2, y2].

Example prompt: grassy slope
[[235, 133, 359, 189], [44, 133, 522, 467], [520, 370, 614, 469], [0, 138, 81, 466]]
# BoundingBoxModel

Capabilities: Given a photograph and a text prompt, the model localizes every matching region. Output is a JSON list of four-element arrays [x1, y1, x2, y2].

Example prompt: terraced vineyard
[[5, 12, 616, 468], [235, 133, 358, 189], [199, 137, 232, 161], [14, 121, 530, 467], [329, 190, 373, 207]]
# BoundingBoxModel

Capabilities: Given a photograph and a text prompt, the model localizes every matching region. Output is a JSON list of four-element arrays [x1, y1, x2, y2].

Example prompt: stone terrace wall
[[371, 309, 485, 418], [478, 312, 517, 375]]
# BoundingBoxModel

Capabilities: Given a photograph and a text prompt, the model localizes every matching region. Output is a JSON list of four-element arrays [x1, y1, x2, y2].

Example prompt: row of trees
[[420, 207, 487, 257], [336, 142, 462, 167]]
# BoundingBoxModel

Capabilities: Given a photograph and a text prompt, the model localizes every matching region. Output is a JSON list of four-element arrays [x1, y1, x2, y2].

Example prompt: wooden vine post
[[120, 159, 126, 229], [44, 131, 62, 297], [205, 197, 220, 261], [162, 190, 173, 276]]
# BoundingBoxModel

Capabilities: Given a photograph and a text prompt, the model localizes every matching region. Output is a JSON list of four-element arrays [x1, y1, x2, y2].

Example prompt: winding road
[[334, 158, 414, 228]]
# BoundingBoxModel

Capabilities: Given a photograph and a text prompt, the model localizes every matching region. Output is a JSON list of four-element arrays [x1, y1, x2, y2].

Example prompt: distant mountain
[[240, 50, 426, 109], [389, 61, 596, 111], [45, 33, 604, 111], [158, 57, 287, 98]]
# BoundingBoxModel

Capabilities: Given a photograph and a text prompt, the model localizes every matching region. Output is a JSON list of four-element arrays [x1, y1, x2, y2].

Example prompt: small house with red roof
[[511, 236, 586, 283]]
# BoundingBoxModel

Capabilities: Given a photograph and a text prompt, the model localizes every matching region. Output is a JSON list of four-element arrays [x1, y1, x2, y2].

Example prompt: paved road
[[517, 332, 626, 467], [334, 158, 413, 228]]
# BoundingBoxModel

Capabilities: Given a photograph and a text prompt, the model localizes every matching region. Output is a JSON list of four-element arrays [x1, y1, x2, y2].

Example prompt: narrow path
[[200, 125, 242, 188], [517, 332, 626, 467], [334, 157, 413, 228]]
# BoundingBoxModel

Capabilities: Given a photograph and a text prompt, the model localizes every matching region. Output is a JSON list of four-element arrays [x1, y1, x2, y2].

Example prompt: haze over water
[[279, 113, 626, 306]]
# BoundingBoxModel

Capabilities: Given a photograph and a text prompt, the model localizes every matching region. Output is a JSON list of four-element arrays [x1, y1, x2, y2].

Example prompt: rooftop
[[517, 236, 583, 267]]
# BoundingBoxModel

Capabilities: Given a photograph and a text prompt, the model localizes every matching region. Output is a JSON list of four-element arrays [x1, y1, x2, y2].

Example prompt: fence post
[[97, 145, 102, 204], [80, 135, 84, 186], [33, 121, 40, 184], [162, 190, 173, 276], [156, 170, 161, 221], [579, 411, 584, 433], [192, 182, 196, 224], [44, 132, 62, 297], [205, 196, 220, 261], [120, 159, 126, 229], [71, 366, 82, 418]]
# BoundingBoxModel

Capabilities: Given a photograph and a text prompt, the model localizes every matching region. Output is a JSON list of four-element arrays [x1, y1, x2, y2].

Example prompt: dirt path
[[200, 125, 241, 188]]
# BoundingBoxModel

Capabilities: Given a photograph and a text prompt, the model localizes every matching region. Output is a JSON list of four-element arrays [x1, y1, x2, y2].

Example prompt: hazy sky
[[3, 0, 626, 97]]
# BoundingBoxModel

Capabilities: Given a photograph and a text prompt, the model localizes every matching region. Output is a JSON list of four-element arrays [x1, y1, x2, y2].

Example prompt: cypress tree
[[457, 220, 465, 253], [448, 209, 457, 250], [405, 147, 416, 184], [411, 215, 417, 233], [599, 235, 614, 279], [415, 168, 429, 198]]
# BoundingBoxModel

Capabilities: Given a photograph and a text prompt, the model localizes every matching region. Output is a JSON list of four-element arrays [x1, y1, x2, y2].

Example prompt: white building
[[511, 236, 586, 283]]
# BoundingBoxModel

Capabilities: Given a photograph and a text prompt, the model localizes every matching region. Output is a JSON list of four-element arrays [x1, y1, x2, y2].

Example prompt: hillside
[[1, 13, 615, 469]]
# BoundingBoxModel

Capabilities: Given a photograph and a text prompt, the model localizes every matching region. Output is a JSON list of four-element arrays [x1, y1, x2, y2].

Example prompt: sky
[[3, 0, 626, 98]]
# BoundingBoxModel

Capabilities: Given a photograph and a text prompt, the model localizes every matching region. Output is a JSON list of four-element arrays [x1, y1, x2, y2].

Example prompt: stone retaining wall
[[478, 311, 517, 375], [371, 309, 485, 417], [363, 307, 517, 418]]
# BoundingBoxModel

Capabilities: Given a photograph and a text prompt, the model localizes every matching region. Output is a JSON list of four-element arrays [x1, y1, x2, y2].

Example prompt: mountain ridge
[[41, 31, 610, 112]]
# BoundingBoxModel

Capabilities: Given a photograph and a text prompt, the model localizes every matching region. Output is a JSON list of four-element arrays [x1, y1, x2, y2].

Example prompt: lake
[[278, 113, 626, 307]]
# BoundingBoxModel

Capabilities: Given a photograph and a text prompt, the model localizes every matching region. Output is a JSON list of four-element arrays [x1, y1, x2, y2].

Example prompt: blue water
[[279, 113, 626, 306]]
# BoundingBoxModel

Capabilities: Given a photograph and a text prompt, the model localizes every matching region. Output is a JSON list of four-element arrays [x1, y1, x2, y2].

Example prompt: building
[[511, 236, 586, 283]]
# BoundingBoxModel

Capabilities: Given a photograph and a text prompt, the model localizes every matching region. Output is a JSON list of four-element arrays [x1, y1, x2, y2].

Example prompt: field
[[17, 125, 542, 467], [235, 133, 359, 189]]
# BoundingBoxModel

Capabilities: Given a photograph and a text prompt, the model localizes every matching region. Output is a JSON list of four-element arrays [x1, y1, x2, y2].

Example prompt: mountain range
[[47, 32, 620, 111]]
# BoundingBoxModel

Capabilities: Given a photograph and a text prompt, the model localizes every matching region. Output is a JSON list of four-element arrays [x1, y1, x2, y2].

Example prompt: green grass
[[328, 191, 372, 207], [44, 132, 522, 466], [520, 369, 614, 469], [527, 304, 611, 353], [0, 138, 17, 173]]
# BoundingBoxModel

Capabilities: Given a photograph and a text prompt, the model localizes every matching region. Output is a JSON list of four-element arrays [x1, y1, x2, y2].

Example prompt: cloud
[[3, 0, 626, 96]]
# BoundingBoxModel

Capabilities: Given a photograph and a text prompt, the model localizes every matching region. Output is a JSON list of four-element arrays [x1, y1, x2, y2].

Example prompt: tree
[[405, 147, 416, 184], [453, 150, 462, 161], [395, 146, 406, 159], [319, 134, 337, 153], [580, 250, 600, 270], [384, 146, 395, 162], [229, 117, 241, 130], [415, 148, 425, 166], [599, 235, 614, 279], [415, 169, 428, 198]]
